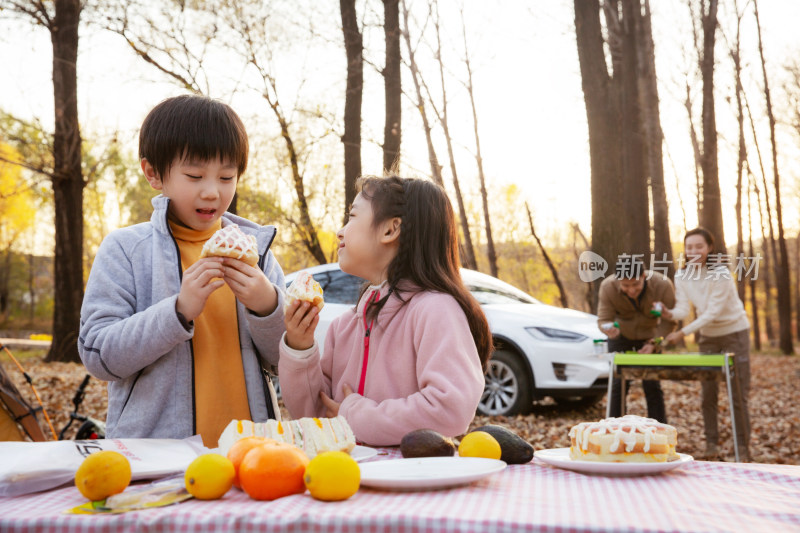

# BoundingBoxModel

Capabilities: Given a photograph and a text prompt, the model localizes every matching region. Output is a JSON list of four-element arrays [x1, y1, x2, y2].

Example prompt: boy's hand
[[176, 257, 226, 322], [284, 299, 320, 351], [221, 258, 278, 316]]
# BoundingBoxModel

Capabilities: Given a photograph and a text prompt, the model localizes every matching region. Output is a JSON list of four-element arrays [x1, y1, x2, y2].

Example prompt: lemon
[[303, 451, 360, 501], [74, 450, 132, 501], [458, 431, 502, 460], [185, 454, 235, 500]]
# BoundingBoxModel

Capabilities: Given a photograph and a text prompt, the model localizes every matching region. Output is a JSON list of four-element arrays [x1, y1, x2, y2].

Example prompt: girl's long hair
[[356, 174, 493, 370]]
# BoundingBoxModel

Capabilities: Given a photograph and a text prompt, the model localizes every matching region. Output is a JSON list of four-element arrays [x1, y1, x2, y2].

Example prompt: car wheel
[[478, 349, 533, 416], [553, 395, 603, 409]]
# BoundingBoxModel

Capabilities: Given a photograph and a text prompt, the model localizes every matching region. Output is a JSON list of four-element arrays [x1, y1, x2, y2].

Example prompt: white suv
[[282, 264, 608, 416]]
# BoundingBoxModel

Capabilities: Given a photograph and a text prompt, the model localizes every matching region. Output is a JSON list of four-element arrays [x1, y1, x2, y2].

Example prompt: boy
[[79, 95, 285, 447]]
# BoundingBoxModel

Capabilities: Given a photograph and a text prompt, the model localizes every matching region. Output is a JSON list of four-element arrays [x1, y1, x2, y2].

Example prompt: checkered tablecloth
[[1, 447, 799, 533]]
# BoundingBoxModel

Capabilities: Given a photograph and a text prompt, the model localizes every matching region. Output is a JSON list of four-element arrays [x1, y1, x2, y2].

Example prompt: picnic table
[[605, 352, 744, 461], [1, 447, 798, 532]]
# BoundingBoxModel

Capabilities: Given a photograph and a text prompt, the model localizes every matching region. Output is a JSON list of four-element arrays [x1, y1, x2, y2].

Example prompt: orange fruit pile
[[227, 436, 278, 489], [235, 441, 310, 501]]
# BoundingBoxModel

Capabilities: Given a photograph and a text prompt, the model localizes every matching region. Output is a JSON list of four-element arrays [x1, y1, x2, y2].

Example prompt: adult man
[[597, 260, 676, 422]]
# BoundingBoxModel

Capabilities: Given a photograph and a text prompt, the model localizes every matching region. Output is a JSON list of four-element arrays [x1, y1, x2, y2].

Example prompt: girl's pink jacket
[[278, 284, 485, 446]]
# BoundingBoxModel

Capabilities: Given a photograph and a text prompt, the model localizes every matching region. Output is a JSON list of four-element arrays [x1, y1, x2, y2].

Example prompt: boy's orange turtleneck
[[169, 217, 251, 447]]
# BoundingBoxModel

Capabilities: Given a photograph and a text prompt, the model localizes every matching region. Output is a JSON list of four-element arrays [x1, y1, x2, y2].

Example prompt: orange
[[304, 451, 360, 501], [226, 437, 278, 489], [184, 454, 235, 500], [239, 443, 310, 501], [458, 431, 502, 460], [74, 450, 132, 501]]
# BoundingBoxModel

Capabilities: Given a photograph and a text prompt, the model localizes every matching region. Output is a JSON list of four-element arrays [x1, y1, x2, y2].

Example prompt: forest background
[[1, 0, 800, 363]]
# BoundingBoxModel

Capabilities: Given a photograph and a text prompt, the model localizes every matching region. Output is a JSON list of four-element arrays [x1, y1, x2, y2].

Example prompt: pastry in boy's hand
[[200, 224, 259, 266], [284, 271, 324, 312]]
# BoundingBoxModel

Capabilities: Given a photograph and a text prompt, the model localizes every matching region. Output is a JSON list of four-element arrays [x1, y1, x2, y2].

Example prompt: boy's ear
[[141, 159, 163, 190], [379, 217, 402, 244]]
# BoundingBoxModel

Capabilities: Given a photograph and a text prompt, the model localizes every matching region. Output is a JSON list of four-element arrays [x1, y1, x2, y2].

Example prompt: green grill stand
[[605, 353, 740, 462]]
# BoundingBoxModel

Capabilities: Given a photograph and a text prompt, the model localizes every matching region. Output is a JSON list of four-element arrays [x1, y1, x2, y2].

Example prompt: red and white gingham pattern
[[1, 448, 799, 533]]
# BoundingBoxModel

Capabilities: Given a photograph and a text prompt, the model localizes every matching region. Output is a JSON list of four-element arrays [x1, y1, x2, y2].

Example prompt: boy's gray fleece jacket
[[78, 195, 286, 440]]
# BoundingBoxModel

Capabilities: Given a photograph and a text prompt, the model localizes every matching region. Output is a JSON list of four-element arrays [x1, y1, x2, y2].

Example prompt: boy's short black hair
[[138, 94, 249, 180]]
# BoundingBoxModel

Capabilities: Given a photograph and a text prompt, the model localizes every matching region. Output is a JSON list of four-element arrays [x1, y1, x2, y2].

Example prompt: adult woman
[[659, 227, 751, 461]]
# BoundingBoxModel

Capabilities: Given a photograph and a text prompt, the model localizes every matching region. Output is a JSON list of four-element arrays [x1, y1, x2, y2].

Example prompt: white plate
[[351, 445, 378, 462], [534, 447, 693, 476], [359, 456, 506, 490]]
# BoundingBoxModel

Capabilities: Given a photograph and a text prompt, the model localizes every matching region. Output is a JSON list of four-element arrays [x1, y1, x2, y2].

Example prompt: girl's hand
[[320, 383, 354, 417], [284, 299, 320, 350], [221, 258, 278, 316], [655, 302, 673, 320], [664, 330, 684, 346], [176, 257, 225, 321]]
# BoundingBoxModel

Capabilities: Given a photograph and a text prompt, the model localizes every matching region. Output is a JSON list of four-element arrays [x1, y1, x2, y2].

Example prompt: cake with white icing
[[200, 224, 259, 266], [568, 415, 679, 462], [284, 270, 324, 312]]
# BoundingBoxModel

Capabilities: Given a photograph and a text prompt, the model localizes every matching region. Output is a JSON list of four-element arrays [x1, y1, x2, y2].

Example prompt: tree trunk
[[47, 0, 84, 363], [684, 83, 703, 223], [699, 0, 725, 251], [732, 1, 746, 302], [575, 0, 624, 293], [746, 177, 761, 350], [460, 12, 497, 277], [618, 0, 649, 258], [340, 0, 363, 224], [0, 247, 11, 315], [275, 109, 327, 265], [571, 223, 596, 313], [743, 87, 780, 328], [753, 0, 793, 354], [636, 0, 672, 278], [795, 231, 800, 340], [382, 0, 401, 173], [432, 1, 476, 270], [399, 0, 443, 186], [752, 175, 776, 344], [527, 203, 567, 308], [28, 253, 36, 325]]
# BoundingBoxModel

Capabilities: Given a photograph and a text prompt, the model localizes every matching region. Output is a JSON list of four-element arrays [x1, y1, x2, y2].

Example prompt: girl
[[658, 227, 751, 460], [278, 175, 492, 446]]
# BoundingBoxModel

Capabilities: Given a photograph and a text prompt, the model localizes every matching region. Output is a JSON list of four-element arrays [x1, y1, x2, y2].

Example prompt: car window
[[469, 287, 536, 305], [462, 269, 540, 304], [312, 270, 364, 304]]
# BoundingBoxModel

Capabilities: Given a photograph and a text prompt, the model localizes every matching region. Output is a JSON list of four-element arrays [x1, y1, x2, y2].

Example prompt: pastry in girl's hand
[[284, 271, 324, 312], [200, 224, 259, 266]]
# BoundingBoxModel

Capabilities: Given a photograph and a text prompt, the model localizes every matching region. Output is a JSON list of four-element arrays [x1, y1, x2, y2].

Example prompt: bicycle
[[1, 342, 105, 441], [58, 373, 106, 440]]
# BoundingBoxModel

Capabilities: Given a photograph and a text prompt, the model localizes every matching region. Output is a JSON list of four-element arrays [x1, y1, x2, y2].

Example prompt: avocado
[[400, 428, 457, 458], [472, 425, 534, 464]]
